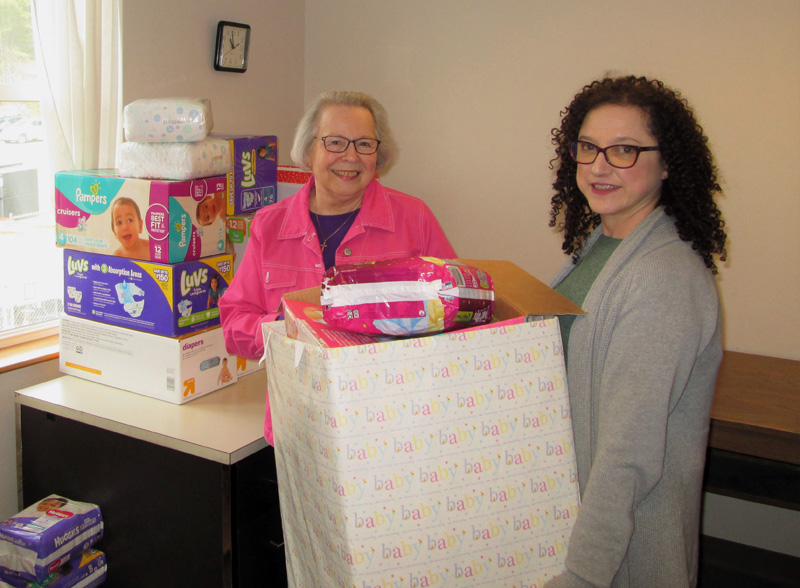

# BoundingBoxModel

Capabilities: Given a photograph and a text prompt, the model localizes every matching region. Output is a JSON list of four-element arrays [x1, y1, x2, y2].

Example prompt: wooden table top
[[709, 351, 800, 465]]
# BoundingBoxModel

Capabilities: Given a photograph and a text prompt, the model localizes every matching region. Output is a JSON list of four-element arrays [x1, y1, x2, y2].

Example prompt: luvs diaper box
[[59, 316, 237, 403], [263, 259, 586, 587], [63, 250, 233, 337], [210, 134, 278, 215], [55, 169, 228, 263]]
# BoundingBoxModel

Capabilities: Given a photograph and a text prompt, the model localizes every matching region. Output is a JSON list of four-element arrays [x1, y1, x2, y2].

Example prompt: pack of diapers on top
[[321, 257, 495, 337], [0, 496, 103, 586], [117, 137, 233, 181], [123, 97, 213, 142]]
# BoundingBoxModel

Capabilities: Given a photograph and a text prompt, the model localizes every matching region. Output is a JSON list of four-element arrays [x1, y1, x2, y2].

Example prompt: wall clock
[[214, 21, 251, 73]]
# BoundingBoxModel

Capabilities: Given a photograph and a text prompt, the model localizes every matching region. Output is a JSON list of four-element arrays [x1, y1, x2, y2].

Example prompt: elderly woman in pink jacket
[[219, 90, 456, 444]]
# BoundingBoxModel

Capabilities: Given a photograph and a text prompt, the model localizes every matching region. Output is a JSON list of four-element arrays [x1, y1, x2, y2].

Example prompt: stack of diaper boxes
[[56, 98, 278, 402], [226, 165, 311, 274]]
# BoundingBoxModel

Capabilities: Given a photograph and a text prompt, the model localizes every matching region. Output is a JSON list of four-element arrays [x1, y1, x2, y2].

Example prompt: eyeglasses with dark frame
[[315, 135, 381, 155], [569, 141, 660, 169]]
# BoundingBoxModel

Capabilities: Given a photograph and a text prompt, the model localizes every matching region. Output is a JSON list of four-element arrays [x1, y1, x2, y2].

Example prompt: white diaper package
[[123, 97, 213, 142], [117, 137, 232, 181]]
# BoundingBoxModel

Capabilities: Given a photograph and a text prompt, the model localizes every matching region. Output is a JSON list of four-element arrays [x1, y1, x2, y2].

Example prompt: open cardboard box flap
[[281, 258, 584, 322]]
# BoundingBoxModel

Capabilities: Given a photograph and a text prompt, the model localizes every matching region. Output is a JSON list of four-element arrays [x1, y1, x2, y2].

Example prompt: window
[[0, 0, 61, 344], [0, 0, 122, 347]]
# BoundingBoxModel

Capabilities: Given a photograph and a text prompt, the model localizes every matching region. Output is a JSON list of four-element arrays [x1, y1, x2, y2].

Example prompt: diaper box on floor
[[63, 250, 233, 337], [263, 259, 585, 587], [211, 134, 278, 215], [60, 316, 237, 403], [55, 169, 228, 263], [277, 166, 311, 201]]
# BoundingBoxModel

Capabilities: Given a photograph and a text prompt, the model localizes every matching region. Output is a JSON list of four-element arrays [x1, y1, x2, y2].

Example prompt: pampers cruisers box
[[63, 250, 233, 337], [60, 316, 237, 403], [225, 213, 255, 274], [55, 169, 228, 263], [263, 259, 586, 588]]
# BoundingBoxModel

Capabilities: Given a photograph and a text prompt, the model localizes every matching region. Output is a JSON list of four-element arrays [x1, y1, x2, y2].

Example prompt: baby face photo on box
[[55, 170, 228, 263]]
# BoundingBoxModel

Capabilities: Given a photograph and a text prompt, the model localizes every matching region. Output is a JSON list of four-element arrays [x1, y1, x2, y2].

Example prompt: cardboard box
[[55, 169, 228, 263], [211, 134, 278, 215], [60, 315, 236, 403], [277, 165, 311, 201], [63, 249, 233, 337], [264, 260, 584, 587], [225, 213, 255, 274], [281, 296, 386, 347]]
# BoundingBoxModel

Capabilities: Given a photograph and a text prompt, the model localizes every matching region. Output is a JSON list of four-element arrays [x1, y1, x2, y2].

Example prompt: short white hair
[[290, 91, 398, 174]]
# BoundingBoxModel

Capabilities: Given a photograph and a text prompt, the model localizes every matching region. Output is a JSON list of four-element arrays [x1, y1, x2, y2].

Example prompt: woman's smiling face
[[576, 104, 668, 238], [308, 104, 378, 211]]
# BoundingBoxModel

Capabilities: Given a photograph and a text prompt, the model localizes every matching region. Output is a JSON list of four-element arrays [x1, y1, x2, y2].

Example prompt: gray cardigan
[[547, 207, 722, 588]]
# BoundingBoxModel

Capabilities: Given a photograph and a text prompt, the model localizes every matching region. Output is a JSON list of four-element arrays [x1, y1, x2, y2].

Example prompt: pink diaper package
[[320, 257, 495, 336], [0, 496, 103, 586]]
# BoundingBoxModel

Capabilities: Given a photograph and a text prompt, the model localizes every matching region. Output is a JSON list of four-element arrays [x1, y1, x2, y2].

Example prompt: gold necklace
[[314, 207, 359, 253]]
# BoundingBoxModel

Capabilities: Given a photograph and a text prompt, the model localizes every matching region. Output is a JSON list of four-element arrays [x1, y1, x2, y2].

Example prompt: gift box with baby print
[[63, 249, 233, 337], [55, 169, 228, 263], [263, 260, 585, 588]]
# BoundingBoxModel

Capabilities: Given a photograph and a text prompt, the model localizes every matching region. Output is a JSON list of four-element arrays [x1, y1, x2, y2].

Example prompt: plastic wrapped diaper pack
[[0, 496, 103, 586], [320, 257, 495, 337], [117, 137, 232, 181], [0, 549, 107, 588], [123, 97, 213, 142]]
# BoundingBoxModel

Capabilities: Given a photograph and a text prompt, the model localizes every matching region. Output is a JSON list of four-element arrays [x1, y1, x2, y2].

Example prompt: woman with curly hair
[[544, 76, 727, 588]]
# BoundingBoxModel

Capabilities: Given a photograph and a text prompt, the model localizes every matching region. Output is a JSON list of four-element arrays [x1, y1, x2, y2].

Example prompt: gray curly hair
[[290, 91, 398, 174]]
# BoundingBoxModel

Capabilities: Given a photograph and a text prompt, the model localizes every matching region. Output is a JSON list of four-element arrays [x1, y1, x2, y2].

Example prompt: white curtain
[[30, 0, 122, 215]]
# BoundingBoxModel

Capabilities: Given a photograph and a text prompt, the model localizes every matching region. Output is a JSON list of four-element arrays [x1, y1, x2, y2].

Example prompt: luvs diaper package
[[123, 97, 213, 142], [211, 134, 278, 215], [64, 250, 233, 337], [321, 257, 495, 336], [55, 169, 228, 263], [0, 496, 103, 586]]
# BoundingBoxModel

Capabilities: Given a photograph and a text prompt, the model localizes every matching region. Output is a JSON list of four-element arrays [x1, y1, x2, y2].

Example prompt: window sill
[[0, 334, 59, 375]]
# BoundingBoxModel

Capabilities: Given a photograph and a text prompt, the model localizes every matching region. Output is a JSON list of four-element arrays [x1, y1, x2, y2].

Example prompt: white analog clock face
[[216, 23, 249, 71]]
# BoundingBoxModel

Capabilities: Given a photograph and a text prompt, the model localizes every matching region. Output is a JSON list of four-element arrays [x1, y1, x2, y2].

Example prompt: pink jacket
[[219, 177, 456, 444]]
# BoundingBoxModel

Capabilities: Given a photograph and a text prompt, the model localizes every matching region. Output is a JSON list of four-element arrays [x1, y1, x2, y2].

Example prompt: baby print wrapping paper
[[265, 316, 579, 588]]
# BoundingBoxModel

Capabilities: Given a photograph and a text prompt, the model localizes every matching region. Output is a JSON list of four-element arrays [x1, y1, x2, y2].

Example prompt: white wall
[[304, 0, 800, 361], [122, 0, 306, 162]]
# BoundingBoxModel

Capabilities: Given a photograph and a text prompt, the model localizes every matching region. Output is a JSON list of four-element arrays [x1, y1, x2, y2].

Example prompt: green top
[[554, 234, 622, 364]]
